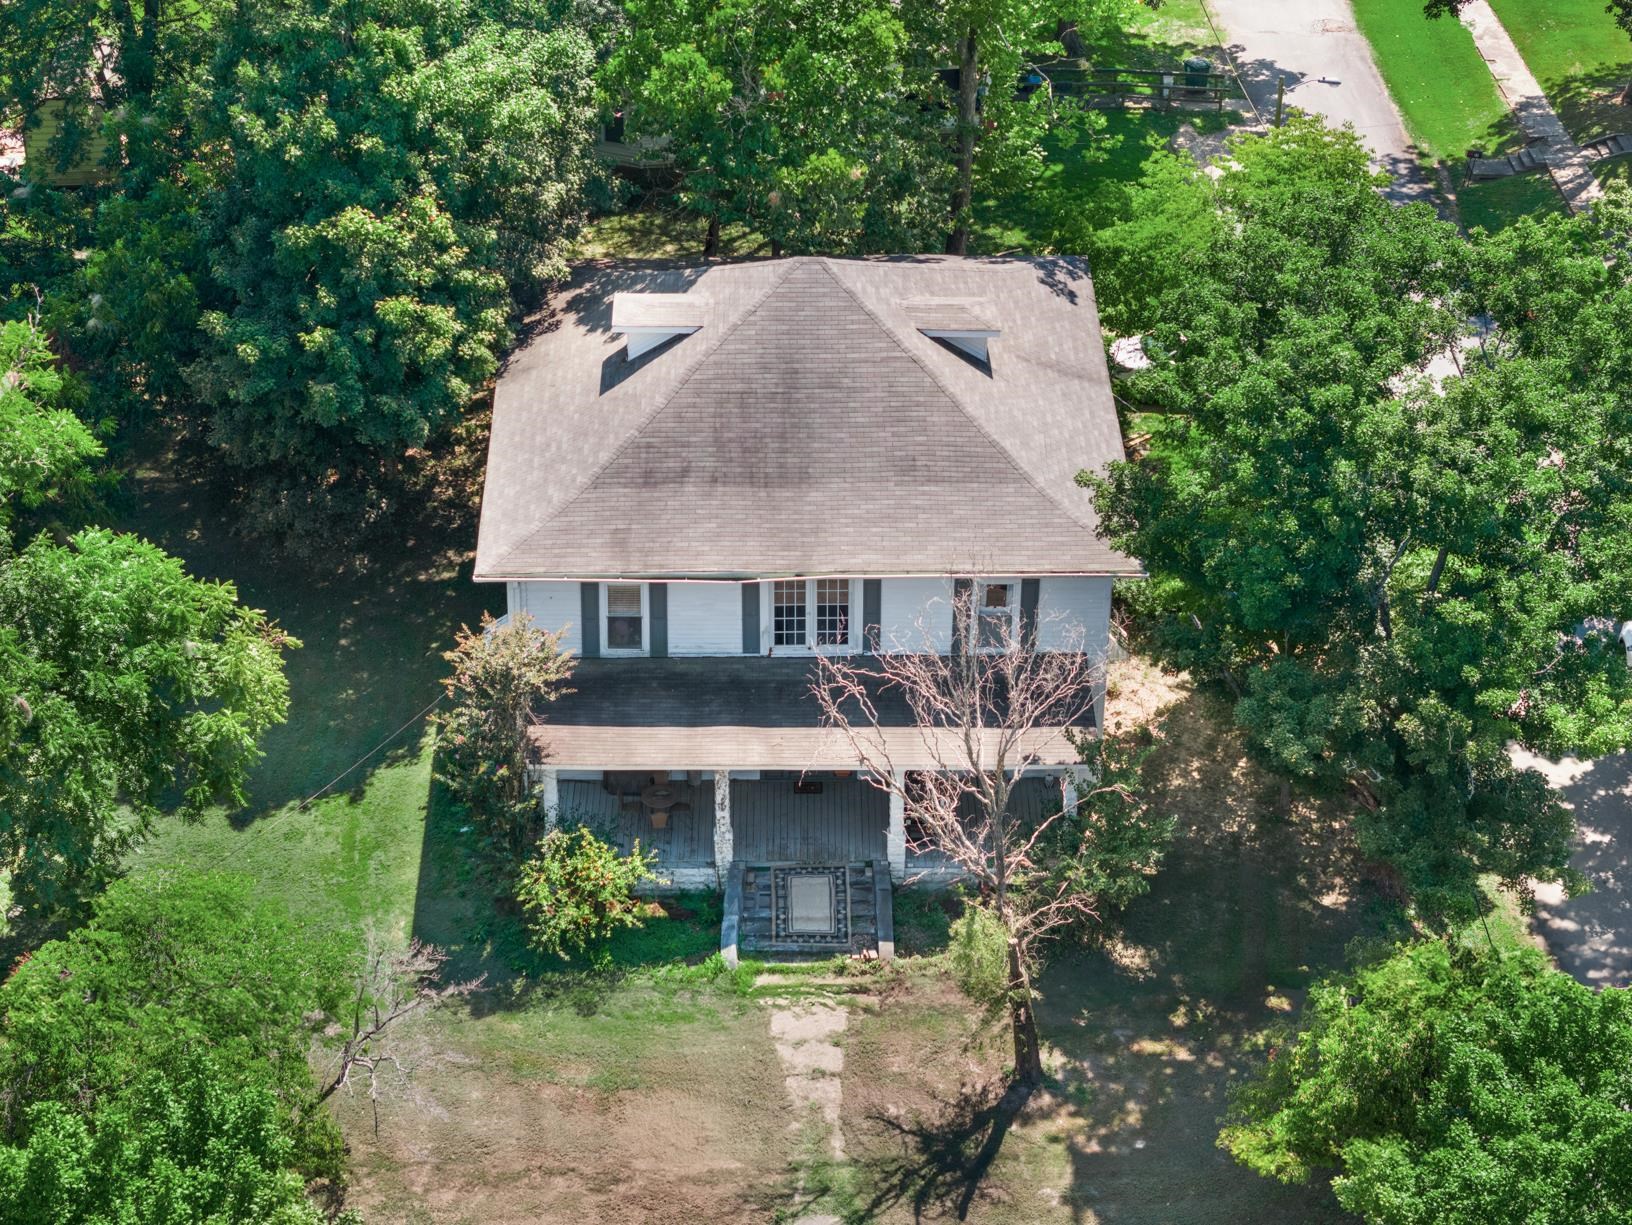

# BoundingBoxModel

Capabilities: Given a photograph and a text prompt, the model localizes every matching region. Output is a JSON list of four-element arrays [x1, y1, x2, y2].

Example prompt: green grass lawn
[[1456, 166, 1570, 231], [1093, 0, 1216, 71], [1487, 0, 1632, 141], [1351, 0, 1516, 160]]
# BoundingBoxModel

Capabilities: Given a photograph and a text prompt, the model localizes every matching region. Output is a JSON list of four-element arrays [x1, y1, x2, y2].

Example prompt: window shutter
[[1020, 578, 1040, 648], [580, 582, 601, 657], [951, 577, 973, 656], [741, 582, 760, 655], [649, 582, 668, 657], [862, 579, 882, 655]]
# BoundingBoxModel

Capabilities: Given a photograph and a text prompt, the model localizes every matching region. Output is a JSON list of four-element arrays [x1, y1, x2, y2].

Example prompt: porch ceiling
[[530, 657, 1093, 771]]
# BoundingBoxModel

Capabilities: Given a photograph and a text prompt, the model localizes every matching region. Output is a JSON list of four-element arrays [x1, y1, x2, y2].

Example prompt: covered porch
[[547, 769, 1065, 889]]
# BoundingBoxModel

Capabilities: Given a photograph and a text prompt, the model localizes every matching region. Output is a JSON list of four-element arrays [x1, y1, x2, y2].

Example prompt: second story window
[[603, 582, 647, 654], [975, 580, 1017, 651], [769, 578, 853, 653]]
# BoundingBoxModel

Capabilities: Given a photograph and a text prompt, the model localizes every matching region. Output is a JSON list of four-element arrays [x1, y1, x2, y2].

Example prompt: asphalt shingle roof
[[475, 255, 1135, 580], [529, 658, 1093, 770]]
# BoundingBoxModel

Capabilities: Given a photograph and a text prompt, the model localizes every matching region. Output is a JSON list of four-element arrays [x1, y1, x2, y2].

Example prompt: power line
[[294, 693, 445, 812], [1198, 0, 1265, 127], [154, 691, 446, 878]]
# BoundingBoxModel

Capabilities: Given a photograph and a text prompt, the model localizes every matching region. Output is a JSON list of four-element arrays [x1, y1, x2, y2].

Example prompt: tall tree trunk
[[1006, 939, 1045, 1084], [703, 213, 721, 259], [945, 29, 980, 256]]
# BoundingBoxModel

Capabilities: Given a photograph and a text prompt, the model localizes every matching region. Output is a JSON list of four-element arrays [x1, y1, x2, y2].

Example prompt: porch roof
[[530, 657, 1094, 771]]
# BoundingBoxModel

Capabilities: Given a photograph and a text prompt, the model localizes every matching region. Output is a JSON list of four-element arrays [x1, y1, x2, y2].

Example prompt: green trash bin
[[1183, 56, 1211, 89]]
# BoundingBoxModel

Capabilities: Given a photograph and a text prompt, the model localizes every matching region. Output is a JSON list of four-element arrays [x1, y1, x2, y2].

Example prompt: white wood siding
[[512, 581, 583, 655], [879, 578, 955, 653], [1036, 577, 1113, 655], [668, 583, 744, 655]]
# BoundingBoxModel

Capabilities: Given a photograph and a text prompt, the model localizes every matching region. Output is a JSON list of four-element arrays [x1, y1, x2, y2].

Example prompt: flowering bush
[[432, 613, 573, 853], [515, 826, 658, 958]]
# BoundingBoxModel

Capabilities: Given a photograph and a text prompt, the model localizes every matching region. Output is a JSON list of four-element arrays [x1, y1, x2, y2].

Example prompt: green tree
[[0, 315, 100, 520], [1088, 123, 1632, 925], [433, 612, 576, 854], [0, 1061, 345, 1225], [0, 312, 295, 916], [187, 0, 597, 538], [605, 0, 945, 256], [901, 0, 1148, 253], [0, 870, 353, 1174], [1221, 940, 1632, 1224]]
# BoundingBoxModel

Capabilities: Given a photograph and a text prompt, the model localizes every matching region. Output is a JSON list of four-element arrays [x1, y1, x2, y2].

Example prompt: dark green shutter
[[1020, 578, 1040, 648], [580, 582, 600, 658], [862, 579, 882, 654], [649, 582, 668, 657], [741, 582, 760, 654], [951, 577, 973, 656]]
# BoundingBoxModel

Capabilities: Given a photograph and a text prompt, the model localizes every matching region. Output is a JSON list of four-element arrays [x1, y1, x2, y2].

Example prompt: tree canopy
[[0, 313, 294, 916], [1221, 940, 1632, 1224], [1, 0, 601, 542], [1088, 122, 1632, 925], [0, 871, 354, 1178]]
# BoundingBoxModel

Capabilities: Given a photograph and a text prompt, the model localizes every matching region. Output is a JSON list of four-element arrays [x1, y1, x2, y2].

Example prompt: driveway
[[1512, 747, 1632, 988], [1204, 0, 1435, 204]]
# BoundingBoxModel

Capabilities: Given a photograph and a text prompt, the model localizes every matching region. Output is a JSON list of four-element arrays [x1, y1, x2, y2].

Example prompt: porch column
[[1060, 764, 1096, 816], [887, 769, 907, 882], [539, 766, 560, 831], [713, 771, 734, 888]]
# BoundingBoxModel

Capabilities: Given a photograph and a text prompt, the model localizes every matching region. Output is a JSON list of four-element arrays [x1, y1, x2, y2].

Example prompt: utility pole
[[1275, 75, 1286, 127]]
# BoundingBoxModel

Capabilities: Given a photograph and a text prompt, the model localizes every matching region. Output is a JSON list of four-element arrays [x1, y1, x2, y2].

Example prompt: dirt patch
[[339, 994, 793, 1225], [828, 690, 1384, 1223]]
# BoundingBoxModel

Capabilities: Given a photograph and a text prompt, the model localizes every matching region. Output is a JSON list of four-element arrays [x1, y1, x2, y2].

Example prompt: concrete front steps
[[1468, 142, 1551, 180], [720, 861, 894, 964], [1584, 133, 1632, 162]]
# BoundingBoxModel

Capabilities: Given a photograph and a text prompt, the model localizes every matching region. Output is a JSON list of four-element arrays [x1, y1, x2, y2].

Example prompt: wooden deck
[[559, 774, 1060, 872]]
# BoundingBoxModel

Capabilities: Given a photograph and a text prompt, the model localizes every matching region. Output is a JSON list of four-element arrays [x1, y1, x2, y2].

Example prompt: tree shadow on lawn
[[840, 690, 1405, 1223], [1542, 62, 1632, 145], [407, 770, 730, 1018], [114, 438, 501, 822]]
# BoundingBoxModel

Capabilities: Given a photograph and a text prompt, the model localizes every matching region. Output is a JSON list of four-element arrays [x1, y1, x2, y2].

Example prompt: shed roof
[[476, 255, 1135, 580]]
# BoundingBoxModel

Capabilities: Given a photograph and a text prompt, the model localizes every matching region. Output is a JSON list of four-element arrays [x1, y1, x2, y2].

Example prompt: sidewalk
[[1457, 0, 1604, 212]]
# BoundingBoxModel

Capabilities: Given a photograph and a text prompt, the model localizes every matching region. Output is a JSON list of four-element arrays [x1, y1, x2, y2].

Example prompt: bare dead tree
[[317, 935, 484, 1134], [813, 589, 1155, 1085]]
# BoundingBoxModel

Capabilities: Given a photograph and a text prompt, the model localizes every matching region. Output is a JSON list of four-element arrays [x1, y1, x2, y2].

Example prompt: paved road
[[1204, 0, 1435, 204], [1512, 747, 1632, 988]]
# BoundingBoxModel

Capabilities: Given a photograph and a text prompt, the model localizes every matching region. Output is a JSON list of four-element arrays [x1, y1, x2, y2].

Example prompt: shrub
[[433, 613, 574, 853], [515, 826, 659, 958], [947, 902, 1010, 1009]]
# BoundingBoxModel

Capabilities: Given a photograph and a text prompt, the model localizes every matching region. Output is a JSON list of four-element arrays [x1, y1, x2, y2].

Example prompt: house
[[474, 255, 1137, 955], [19, 100, 114, 187]]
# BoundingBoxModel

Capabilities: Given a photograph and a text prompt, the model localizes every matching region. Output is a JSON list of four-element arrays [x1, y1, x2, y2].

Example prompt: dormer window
[[612, 292, 703, 359], [903, 298, 1000, 363]]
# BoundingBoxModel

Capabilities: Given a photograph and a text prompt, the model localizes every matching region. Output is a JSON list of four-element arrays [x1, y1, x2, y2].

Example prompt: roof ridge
[[490, 259, 804, 575], [816, 258, 1093, 543]]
